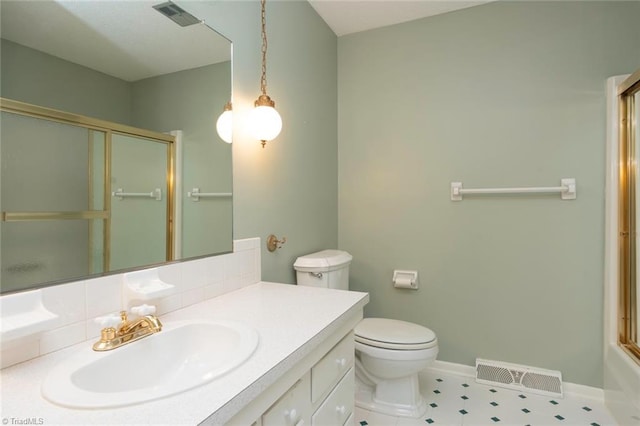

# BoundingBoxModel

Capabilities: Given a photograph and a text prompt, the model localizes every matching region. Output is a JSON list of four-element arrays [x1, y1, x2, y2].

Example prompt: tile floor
[[355, 368, 618, 426]]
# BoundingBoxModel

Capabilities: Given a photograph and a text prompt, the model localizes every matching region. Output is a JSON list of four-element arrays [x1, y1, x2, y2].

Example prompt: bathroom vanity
[[0, 282, 368, 425]]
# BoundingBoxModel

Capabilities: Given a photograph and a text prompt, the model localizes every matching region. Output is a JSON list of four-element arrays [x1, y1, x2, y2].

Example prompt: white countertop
[[0, 282, 369, 425]]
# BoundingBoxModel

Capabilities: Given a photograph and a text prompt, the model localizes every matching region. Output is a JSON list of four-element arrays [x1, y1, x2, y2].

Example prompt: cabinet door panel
[[312, 368, 354, 426], [262, 372, 311, 426], [311, 333, 354, 403]]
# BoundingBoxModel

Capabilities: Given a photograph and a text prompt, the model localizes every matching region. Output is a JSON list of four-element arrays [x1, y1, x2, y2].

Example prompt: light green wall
[[1, 0, 340, 285], [338, 1, 640, 387], [131, 62, 233, 257], [2, 0, 637, 388], [183, 0, 338, 283], [0, 39, 132, 124]]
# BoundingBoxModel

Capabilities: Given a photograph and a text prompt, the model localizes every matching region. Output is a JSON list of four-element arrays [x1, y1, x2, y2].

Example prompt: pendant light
[[248, 0, 282, 148], [216, 102, 233, 144]]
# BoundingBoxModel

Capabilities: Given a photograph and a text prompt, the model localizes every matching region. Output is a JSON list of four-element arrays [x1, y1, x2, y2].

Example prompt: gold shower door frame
[[0, 98, 175, 276], [618, 69, 640, 364]]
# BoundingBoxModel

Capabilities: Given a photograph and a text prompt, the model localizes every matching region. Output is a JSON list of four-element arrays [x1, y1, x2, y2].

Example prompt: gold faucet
[[93, 308, 162, 351]]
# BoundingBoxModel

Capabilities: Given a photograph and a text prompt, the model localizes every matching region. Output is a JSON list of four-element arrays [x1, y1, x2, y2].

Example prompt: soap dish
[[123, 268, 175, 305], [0, 290, 58, 341]]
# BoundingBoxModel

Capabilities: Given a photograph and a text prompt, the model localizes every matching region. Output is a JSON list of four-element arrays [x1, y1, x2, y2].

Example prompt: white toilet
[[294, 249, 438, 418]]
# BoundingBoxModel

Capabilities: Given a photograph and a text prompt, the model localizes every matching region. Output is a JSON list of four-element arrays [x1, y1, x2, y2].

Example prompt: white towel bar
[[187, 188, 232, 202], [450, 178, 576, 201], [112, 188, 162, 201]]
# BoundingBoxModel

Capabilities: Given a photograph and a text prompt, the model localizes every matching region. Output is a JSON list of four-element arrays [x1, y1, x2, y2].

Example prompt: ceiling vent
[[153, 1, 201, 27]]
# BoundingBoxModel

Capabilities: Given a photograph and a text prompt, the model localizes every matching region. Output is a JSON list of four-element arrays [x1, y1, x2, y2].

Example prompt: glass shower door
[[1, 99, 175, 293], [1, 111, 107, 292], [109, 133, 171, 271]]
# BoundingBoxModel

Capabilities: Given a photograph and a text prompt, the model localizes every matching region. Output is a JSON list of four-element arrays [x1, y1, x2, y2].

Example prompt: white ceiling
[[308, 0, 493, 36], [1, 0, 491, 82], [0, 0, 231, 82]]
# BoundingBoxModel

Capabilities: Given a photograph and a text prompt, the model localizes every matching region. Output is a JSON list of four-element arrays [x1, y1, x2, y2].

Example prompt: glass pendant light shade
[[249, 94, 282, 144], [216, 102, 233, 144]]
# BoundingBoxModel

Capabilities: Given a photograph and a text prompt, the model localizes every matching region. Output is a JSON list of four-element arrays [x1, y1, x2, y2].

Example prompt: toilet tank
[[293, 250, 352, 290]]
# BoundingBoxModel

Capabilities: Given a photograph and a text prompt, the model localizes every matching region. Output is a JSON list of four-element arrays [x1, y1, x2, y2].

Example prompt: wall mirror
[[0, 0, 233, 294]]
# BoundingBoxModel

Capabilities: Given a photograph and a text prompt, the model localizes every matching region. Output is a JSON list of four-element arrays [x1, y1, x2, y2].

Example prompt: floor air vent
[[475, 358, 563, 398]]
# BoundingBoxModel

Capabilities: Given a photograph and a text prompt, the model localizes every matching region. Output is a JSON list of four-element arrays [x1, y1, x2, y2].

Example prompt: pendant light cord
[[260, 0, 268, 96]]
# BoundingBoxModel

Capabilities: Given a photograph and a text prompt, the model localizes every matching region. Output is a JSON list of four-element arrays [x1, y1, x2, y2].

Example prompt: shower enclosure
[[605, 69, 640, 424], [0, 99, 174, 293]]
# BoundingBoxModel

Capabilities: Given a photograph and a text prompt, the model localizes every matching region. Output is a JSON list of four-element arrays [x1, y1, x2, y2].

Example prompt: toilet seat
[[355, 340, 438, 361], [355, 335, 437, 351], [355, 318, 437, 350]]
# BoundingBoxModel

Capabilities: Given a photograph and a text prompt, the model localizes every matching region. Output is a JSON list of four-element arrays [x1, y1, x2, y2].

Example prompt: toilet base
[[355, 373, 428, 418]]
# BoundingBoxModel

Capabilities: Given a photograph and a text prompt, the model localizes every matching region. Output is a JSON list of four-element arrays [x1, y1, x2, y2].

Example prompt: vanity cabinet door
[[262, 372, 311, 426], [311, 332, 354, 403], [312, 368, 354, 426]]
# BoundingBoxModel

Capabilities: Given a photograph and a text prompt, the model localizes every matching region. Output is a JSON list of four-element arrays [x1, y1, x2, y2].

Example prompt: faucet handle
[[95, 313, 122, 329], [130, 304, 156, 316]]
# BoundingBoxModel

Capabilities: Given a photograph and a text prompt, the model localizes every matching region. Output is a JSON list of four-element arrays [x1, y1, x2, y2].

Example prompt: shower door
[[1, 111, 108, 292], [109, 133, 172, 270], [0, 99, 174, 292]]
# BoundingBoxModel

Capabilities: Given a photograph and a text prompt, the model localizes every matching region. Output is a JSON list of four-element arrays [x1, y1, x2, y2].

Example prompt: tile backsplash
[[0, 238, 261, 369]]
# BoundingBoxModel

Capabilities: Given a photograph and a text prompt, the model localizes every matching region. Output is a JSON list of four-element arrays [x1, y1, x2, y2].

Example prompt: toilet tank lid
[[293, 249, 352, 272]]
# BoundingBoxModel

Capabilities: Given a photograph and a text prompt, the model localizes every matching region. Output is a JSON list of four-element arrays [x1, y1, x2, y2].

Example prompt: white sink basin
[[42, 320, 259, 408]]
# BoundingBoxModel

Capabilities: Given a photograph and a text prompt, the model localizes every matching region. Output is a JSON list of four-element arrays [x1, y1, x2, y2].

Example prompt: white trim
[[170, 130, 183, 259], [428, 360, 475, 378], [604, 76, 626, 349], [564, 382, 605, 401], [233, 237, 260, 251]]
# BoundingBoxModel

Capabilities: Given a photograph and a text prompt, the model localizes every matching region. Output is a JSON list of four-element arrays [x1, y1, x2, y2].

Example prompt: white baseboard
[[428, 360, 475, 377], [564, 382, 605, 401], [424, 360, 604, 401]]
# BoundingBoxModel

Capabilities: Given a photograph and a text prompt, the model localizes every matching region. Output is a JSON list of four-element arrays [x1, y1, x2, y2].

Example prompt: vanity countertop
[[0, 282, 369, 425]]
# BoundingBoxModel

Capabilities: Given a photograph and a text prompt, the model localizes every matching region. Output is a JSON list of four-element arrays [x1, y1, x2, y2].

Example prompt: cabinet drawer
[[312, 368, 354, 426], [262, 371, 311, 426], [311, 332, 354, 403]]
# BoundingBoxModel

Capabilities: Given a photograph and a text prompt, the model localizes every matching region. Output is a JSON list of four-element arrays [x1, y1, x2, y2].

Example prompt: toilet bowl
[[293, 250, 439, 418], [354, 318, 438, 418]]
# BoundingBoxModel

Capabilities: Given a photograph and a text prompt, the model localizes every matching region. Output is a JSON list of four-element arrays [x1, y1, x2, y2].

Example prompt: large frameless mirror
[[0, 0, 233, 294]]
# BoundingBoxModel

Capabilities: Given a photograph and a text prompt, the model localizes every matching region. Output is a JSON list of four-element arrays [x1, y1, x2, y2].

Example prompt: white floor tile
[[354, 367, 618, 426], [396, 416, 431, 426], [365, 410, 399, 426], [355, 406, 370, 422]]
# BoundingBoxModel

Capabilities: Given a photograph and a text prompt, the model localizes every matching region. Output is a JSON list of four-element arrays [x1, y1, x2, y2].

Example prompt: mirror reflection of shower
[[0, 0, 233, 294], [0, 101, 173, 293]]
